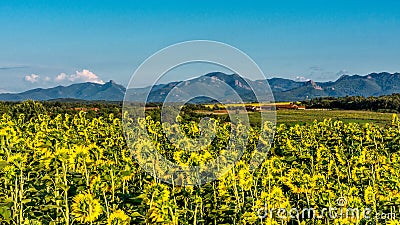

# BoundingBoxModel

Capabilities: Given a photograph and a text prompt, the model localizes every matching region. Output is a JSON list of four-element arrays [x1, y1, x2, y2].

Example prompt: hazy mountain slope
[[0, 80, 125, 101], [1, 72, 400, 102]]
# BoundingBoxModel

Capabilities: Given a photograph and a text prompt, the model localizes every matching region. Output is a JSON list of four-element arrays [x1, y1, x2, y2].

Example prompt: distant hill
[[272, 72, 400, 101], [0, 80, 126, 101], [125, 71, 400, 102], [1, 72, 400, 102]]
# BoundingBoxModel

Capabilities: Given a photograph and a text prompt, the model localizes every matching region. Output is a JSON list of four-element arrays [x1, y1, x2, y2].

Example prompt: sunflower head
[[364, 186, 375, 205], [72, 192, 102, 223], [7, 153, 27, 169], [107, 210, 131, 225]]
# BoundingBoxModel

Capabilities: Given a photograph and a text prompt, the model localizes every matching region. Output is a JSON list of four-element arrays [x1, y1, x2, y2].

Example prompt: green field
[[275, 110, 395, 126], [196, 109, 395, 127]]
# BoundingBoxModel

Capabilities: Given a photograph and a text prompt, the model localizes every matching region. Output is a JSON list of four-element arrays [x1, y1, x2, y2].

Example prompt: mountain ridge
[[1, 72, 400, 102], [0, 80, 126, 101]]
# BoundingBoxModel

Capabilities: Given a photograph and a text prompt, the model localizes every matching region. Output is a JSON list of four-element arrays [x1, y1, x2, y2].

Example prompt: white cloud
[[0, 88, 11, 94], [295, 76, 310, 82], [24, 69, 105, 85], [55, 73, 67, 82], [68, 69, 104, 84], [24, 74, 40, 83], [53, 70, 104, 84]]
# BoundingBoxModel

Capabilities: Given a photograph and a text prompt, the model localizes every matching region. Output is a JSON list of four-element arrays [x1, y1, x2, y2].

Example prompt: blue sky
[[0, 0, 399, 92]]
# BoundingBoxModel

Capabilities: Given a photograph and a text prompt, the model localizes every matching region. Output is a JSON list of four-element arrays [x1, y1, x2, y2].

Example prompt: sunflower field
[[1, 107, 400, 224]]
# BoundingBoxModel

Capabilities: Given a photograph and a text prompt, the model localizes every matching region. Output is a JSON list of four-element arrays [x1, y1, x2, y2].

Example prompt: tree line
[[303, 93, 400, 112]]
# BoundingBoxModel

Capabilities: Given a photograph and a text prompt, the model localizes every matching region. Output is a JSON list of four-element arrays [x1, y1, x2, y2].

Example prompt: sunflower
[[238, 167, 253, 191], [107, 210, 131, 225], [387, 220, 400, 225], [7, 153, 27, 169], [71, 192, 102, 223], [364, 186, 375, 205]]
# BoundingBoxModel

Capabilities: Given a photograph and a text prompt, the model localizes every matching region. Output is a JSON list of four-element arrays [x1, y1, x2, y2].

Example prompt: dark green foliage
[[304, 93, 400, 112]]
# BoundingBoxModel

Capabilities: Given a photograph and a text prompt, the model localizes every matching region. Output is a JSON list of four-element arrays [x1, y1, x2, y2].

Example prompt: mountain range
[[1, 72, 400, 102], [0, 80, 126, 102]]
